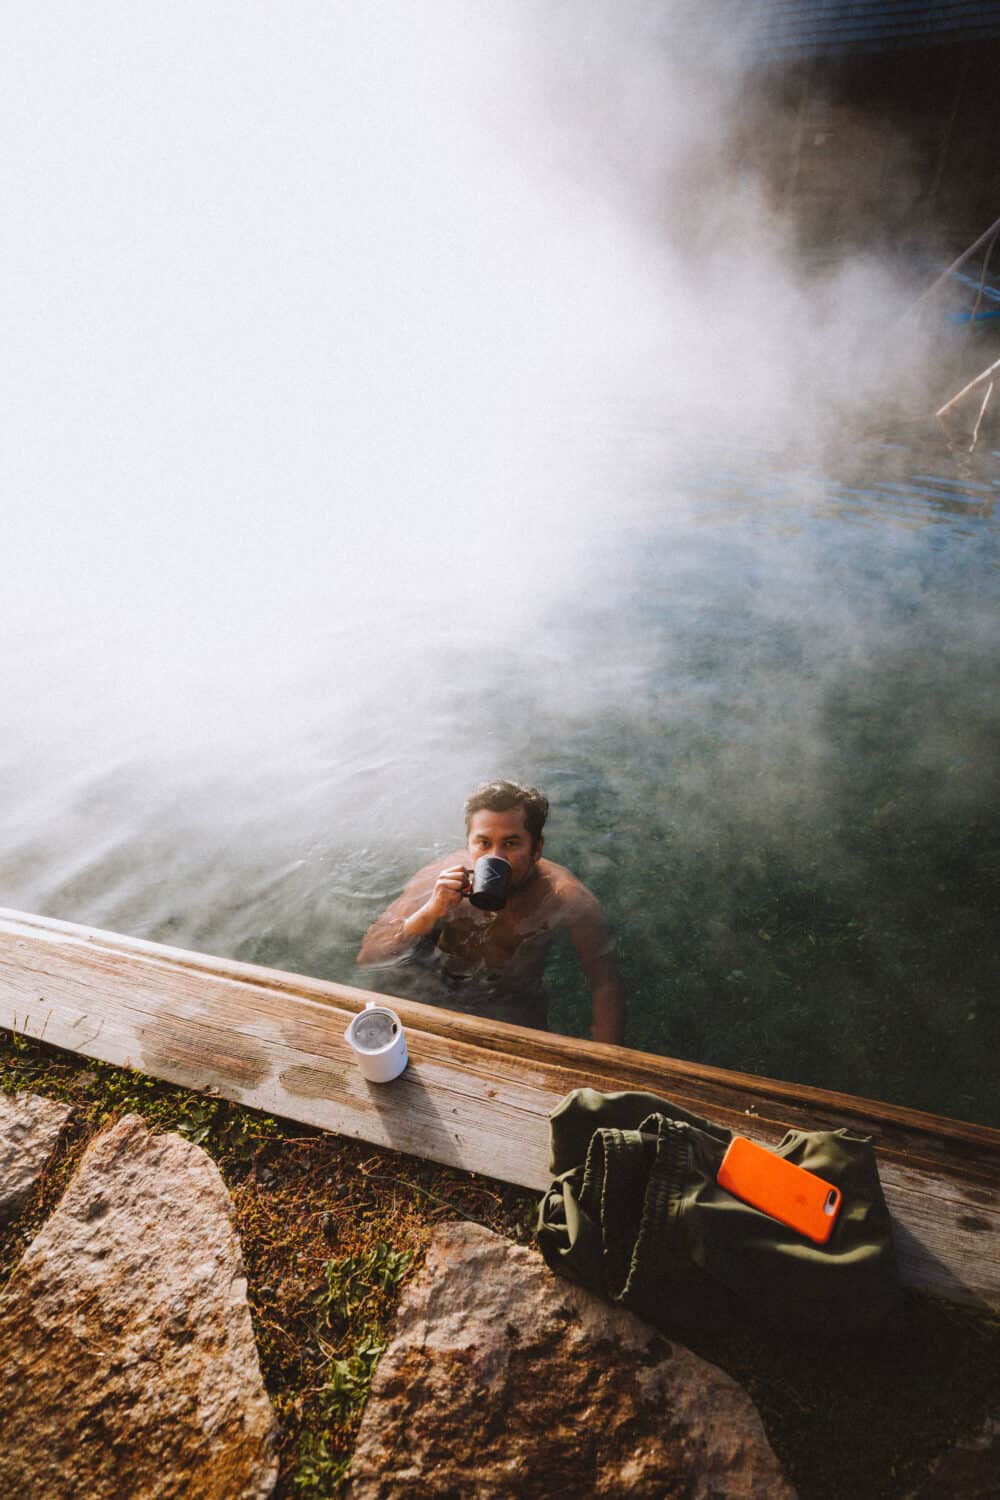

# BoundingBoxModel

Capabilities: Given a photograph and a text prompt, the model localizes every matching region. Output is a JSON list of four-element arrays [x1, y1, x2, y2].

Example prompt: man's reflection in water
[[357, 779, 626, 1044]]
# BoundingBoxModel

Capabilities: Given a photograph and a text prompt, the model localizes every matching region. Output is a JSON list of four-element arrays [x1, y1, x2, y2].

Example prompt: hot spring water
[[3, 432, 998, 1125]]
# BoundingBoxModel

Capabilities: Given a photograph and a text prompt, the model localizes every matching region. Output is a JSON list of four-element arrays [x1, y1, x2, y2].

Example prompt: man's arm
[[356, 855, 467, 966], [567, 891, 627, 1046]]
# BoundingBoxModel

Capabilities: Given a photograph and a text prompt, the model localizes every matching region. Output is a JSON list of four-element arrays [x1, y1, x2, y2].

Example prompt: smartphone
[[717, 1136, 842, 1244]]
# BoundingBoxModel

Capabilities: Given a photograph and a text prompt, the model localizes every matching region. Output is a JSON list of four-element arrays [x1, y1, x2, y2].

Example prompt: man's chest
[[438, 898, 561, 969]]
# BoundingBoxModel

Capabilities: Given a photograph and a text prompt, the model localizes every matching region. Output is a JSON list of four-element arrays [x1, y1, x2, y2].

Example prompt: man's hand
[[356, 858, 469, 964], [590, 968, 627, 1046], [423, 864, 470, 923]]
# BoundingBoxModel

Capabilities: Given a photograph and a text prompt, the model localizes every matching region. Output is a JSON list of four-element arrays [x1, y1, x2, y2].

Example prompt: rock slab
[[0, 1113, 278, 1500], [0, 1088, 72, 1226], [348, 1222, 795, 1499], [907, 1406, 1000, 1499]]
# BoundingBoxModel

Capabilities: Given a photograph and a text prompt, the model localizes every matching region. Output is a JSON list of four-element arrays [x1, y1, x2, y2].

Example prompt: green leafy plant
[[175, 1094, 277, 1168], [317, 1333, 385, 1425], [292, 1431, 351, 1493], [312, 1241, 413, 1328], [175, 1097, 219, 1146], [295, 1240, 414, 1493]]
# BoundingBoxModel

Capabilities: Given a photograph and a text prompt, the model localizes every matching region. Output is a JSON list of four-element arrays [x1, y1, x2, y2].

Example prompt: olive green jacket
[[536, 1089, 901, 1335]]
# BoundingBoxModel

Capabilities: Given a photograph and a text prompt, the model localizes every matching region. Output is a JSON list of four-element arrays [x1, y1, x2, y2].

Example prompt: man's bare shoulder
[[535, 860, 602, 917]]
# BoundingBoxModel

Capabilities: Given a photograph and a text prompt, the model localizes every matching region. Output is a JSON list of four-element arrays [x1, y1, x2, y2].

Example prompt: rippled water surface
[[3, 434, 999, 1126]]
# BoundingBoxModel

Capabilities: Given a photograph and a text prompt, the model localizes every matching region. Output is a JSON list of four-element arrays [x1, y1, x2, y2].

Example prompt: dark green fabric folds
[[536, 1088, 902, 1335]]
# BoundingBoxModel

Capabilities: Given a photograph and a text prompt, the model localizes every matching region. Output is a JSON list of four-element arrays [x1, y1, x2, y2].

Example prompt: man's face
[[466, 807, 541, 889]]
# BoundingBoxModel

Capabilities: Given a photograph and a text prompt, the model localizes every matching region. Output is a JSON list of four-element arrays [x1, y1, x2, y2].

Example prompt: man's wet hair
[[464, 779, 549, 847]]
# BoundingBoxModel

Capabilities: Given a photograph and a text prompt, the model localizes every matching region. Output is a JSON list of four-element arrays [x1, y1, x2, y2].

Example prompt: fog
[[2, 4, 928, 751], [3, 4, 997, 1119]]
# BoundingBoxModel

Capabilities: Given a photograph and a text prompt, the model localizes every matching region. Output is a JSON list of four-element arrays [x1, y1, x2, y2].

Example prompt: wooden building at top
[[738, 1, 1000, 259]]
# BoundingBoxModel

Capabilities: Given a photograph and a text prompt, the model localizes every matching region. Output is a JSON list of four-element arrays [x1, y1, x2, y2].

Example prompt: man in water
[[357, 779, 626, 1044]]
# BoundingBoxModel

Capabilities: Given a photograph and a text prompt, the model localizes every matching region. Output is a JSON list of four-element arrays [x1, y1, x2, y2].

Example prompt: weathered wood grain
[[1, 907, 997, 1310]]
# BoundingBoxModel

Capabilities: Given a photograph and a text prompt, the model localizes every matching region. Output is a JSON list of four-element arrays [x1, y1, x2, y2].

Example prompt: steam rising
[[2, 4, 997, 1119], [2, 3, 927, 728]]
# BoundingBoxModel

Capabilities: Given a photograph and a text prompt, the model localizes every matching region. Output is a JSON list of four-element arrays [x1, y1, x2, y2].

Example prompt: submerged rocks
[[0, 1113, 278, 1500], [0, 1089, 72, 1226], [348, 1221, 795, 1499]]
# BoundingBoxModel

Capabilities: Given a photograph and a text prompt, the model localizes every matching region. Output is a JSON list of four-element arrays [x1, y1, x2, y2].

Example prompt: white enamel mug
[[344, 1001, 409, 1083]]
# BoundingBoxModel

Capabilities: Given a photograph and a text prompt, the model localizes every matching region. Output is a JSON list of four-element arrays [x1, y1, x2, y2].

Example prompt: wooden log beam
[[1, 907, 997, 1311], [970, 379, 995, 450], [936, 352, 1000, 419], [912, 212, 1000, 311]]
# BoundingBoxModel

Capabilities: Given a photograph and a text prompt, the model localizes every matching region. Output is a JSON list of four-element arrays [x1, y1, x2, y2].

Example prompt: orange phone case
[[717, 1136, 842, 1244]]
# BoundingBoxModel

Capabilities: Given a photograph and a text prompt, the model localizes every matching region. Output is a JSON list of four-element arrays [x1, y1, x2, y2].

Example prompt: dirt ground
[[2, 1030, 997, 1498]]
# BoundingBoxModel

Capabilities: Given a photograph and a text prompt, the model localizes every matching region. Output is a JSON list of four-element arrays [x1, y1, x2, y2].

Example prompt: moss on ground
[[2, 1028, 997, 1498]]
